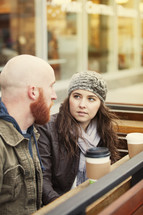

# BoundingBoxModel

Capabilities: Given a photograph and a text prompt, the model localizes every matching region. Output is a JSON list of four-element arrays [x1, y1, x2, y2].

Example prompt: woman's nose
[[79, 99, 86, 108]]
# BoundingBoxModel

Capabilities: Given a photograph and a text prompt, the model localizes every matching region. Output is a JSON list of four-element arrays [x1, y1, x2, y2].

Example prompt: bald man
[[0, 54, 57, 215]]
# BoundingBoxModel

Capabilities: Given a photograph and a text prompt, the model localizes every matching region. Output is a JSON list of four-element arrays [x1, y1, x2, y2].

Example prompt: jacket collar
[[0, 97, 36, 136], [0, 119, 39, 146], [0, 98, 22, 134]]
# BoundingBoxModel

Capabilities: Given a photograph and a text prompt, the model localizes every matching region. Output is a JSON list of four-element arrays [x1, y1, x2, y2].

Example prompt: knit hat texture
[[68, 71, 107, 102]]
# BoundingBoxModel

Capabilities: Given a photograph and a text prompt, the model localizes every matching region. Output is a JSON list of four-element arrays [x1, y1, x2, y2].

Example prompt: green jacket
[[0, 120, 43, 215]]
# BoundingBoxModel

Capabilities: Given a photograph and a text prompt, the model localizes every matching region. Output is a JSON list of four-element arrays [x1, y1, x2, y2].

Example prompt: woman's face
[[69, 89, 101, 131]]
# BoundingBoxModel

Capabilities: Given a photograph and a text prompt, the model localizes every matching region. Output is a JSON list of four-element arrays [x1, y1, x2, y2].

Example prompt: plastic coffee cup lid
[[85, 147, 110, 158]]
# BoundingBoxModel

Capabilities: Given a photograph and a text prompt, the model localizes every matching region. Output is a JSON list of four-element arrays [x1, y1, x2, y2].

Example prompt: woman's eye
[[73, 95, 80, 99], [88, 97, 95, 101]]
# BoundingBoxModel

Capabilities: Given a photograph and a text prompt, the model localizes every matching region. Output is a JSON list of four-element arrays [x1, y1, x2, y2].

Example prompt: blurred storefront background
[[0, 0, 143, 109]]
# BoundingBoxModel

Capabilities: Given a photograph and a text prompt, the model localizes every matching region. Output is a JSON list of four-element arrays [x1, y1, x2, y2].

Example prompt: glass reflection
[[87, 0, 114, 73], [140, 1, 143, 66], [117, 1, 137, 70], [47, 0, 79, 80], [0, 0, 35, 68], [118, 17, 135, 70], [88, 14, 114, 73]]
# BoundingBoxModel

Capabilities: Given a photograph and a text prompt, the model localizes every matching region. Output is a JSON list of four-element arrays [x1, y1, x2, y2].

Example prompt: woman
[[36, 71, 120, 205]]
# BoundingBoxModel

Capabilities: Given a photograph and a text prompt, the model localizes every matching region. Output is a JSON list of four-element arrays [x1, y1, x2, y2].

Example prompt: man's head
[[0, 54, 57, 127]]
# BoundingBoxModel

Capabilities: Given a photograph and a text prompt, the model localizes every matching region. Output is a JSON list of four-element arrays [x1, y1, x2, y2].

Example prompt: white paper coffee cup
[[85, 147, 111, 181], [126, 133, 143, 158]]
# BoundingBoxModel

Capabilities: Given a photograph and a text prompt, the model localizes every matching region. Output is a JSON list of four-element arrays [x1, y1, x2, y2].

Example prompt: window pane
[[88, 13, 115, 73], [87, 1, 114, 73], [140, 1, 143, 66], [117, 1, 137, 70], [0, 0, 35, 67], [47, 0, 81, 80], [107, 0, 143, 105]]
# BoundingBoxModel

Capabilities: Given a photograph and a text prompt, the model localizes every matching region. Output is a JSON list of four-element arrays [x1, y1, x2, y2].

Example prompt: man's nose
[[51, 89, 57, 100]]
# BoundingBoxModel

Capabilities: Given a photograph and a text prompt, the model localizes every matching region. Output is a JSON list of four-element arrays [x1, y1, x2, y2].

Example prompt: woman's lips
[[77, 111, 87, 116]]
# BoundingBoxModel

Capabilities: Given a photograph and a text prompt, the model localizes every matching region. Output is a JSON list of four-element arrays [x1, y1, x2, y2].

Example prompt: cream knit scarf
[[76, 119, 100, 186]]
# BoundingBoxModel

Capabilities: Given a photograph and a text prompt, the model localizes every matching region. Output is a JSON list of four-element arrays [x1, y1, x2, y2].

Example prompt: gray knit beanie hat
[[68, 71, 107, 102]]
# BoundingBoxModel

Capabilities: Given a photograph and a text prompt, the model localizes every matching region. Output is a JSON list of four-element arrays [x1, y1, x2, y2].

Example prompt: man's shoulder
[[0, 120, 13, 137], [0, 119, 23, 146]]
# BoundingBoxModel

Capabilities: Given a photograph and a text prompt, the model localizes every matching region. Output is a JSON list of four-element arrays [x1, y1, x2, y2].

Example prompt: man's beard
[[30, 88, 52, 125]]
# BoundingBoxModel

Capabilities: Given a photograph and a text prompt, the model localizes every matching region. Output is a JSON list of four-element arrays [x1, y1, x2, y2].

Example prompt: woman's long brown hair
[[55, 97, 120, 163]]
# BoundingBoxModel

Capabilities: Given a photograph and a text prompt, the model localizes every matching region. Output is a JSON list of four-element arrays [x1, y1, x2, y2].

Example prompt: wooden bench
[[108, 103, 143, 158], [98, 179, 143, 215], [108, 103, 143, 134], [116, 119, 143, 134], [86, 177, 131, 215]]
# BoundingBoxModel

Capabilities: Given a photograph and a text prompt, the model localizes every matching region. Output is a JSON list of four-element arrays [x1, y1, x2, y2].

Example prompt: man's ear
[[28, 86, 39, 101]]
